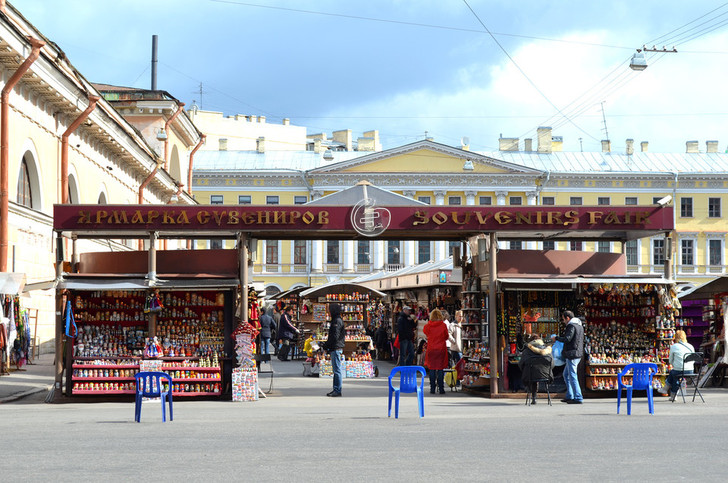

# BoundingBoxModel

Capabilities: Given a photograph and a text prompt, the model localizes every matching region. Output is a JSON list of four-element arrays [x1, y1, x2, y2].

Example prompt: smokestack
[[151, 35, 158, 90]]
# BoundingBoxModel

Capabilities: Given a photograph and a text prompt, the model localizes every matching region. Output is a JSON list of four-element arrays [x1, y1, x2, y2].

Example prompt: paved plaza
[[1, 354, 727, 482]]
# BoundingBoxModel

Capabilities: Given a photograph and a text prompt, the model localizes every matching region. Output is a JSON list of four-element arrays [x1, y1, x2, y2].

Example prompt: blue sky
[[10, 1, 728, 153]]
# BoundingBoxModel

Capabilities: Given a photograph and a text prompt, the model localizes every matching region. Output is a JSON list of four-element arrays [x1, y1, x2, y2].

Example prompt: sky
[[9, 0, 728, 153]]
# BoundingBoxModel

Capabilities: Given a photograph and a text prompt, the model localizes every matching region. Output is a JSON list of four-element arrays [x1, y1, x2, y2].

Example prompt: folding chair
[[675, 352, 705, 403]]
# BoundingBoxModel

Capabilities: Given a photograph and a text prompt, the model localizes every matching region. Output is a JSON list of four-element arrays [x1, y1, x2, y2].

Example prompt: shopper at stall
[[658, 329, 696, 400], [396, 306, 416, 366], [322, 302, 345, 397], [552, 310, 584, 404], [271, 306, 281, 356], [258, 307, 276, 355], [424, 308, 449, 394], [449, 310, 463, 364], [519, 334, 554, 405], [277, 306, 300, 362]]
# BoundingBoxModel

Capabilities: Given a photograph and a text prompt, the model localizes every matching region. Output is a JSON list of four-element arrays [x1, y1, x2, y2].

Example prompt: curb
[[0, 385, 52, 404]]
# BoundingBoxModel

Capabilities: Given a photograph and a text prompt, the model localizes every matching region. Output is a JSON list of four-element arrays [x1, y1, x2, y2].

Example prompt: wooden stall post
[[238, 233, 248, 324], [53, 232, 64, 400], [488, 233, 499, 396], [147, 231, 158, 337]]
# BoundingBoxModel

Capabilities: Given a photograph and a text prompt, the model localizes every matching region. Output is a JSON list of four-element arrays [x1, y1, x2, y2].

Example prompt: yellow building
[[192, 131, 728, 295], [0, 4, 199, 351]]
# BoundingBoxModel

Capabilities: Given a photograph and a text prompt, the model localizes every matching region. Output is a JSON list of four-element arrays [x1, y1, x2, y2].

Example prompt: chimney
[[686, 140, 699, 153], [363, 130, 380, 151], [219, 138, 228, 151], [357, 137, 375, 152], [314, 138, 322, 153], [498, 137, 519, 151], [248, 115, 256, 123], [524, 138, 533, 152], [258, 116, 266, 123], [706, 140, 719, 153], [257, 136, 266, 153], [626, 139, 634, 155], [282, 118, 290, 126], [641, 141, 649, 152], [551, 136, 563, 152], [332, 129, 353, 151], [537, 127, 552, 153], [601, 140, 611, 153]]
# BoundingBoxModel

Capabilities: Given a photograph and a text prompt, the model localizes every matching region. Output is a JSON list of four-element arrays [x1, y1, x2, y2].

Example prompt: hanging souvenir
[[64, 299, 77, 338]]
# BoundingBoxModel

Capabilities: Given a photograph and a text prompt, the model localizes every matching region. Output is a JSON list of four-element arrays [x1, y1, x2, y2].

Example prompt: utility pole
[[192, 82, 207, 109], [600, 102, 609, 143]]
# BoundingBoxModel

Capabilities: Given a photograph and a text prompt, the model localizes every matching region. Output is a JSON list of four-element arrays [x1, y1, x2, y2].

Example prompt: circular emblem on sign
[[351, 198, 391, 237]]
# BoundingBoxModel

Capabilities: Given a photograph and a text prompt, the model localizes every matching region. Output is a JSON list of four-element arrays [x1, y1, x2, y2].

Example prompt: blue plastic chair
[[388, 366, 426, 418], [617, 363, 658, 415], [134, 371, 173, 422]]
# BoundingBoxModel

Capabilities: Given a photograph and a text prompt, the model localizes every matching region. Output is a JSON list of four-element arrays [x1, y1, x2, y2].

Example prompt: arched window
[[16, 158, 32, 208]]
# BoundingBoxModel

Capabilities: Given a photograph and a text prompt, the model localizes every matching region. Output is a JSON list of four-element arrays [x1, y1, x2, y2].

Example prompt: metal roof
[[306, 181, 427, 207], [479, 151, 728, 174], [192, 150, 367, 172]]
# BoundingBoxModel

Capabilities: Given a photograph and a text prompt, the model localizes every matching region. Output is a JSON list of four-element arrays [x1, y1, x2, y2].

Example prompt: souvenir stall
[[0, 273, 29, 375], [298, 282, 385, 379], [59, 250, 238, 399], [465, 248, 678, 398]]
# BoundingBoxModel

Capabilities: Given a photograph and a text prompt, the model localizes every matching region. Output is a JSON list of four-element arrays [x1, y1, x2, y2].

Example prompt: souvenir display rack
[[678, 299, 709, 348], [67, 288, 231, 397], [461, 274, 487, 348], [300, 292, 373, 351]]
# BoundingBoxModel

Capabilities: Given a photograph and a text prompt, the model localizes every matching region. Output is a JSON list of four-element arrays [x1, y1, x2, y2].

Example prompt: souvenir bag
[[551, 338, 566, 366], [64, 300, 77, 338]]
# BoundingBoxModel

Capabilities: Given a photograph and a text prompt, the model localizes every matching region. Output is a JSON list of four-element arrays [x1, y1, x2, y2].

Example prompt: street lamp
[[629, 51, 647, 71]]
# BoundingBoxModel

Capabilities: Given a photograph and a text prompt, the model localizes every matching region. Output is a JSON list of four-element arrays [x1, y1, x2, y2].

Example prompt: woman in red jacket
[[423, 308, 449, 394]]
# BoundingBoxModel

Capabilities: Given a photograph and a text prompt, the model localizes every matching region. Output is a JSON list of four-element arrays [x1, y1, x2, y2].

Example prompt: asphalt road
[[2, 359, 727, 482]]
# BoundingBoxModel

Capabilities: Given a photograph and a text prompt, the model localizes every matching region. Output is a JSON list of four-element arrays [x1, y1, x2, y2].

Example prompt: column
[[403, 190, 417, 266], [464, 191, 478, 259], [495, 191, 508, 250], [343, 240, 354, 273], [311, 189, 324, 272], [434, 190, 447, 261], [526, 190, 538, 250], [372, 240, 385, 271]]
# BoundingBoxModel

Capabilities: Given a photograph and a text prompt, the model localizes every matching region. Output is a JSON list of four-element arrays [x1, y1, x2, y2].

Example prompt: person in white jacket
[[658, 329, 696, 400], [448, 310, 463, 364]]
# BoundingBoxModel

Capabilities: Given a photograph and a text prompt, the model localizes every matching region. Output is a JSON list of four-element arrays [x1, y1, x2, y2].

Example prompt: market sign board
[[54, 205, 674, 238]]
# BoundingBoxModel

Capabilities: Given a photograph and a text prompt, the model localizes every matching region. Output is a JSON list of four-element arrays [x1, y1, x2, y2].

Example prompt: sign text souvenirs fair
[[53, 205, 674, 233]]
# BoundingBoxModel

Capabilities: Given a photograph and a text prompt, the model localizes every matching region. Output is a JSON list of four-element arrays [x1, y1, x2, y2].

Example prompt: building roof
[[192, 149, 366, 172], [306, 181, 427, 206], [479, 150, 728, 174]]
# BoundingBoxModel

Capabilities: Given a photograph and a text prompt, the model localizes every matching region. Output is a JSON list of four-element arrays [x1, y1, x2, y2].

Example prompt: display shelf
[[171, 378, 220, 383], [72, 364, 139, 370], [462, 290, 481, 294], [173, 391, 221, 397], [73, 390, 136, 395], [73, 377, 135, 382], [587, 373, 667, 377]]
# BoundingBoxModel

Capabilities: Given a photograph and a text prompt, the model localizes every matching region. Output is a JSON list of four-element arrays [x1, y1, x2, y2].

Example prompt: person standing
[[448, 310, 463, 364], [658, 329, 696, 400], [396, 305, 416, 366], [277, 306, 300, 361], [322, 302, 345, 397], [423, 308, 449, 394], [258, 307, 276, 355], [552, 310, 584, 404], [271, 306, 282, 355]]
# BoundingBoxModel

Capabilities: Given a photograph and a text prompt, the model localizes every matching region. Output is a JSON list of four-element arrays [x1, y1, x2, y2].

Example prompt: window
[[210, 195, 223, 204], [418, 241, 431, 264], [210, 240, 223, 249], [625, 197, 638, 205], [448, 241, 460, 256], [509, 196, 522, 205], [479, 196, 492, 205], [294, 196, 307, 205], [238, 195, 251, 204], [597, 241, 611, 253], [709, 239, 722, 266], [294, 240, 307, 264], [680, 197, 693, 217], [570, 241, 583, 251], [357, 240, 370, 265], [418, 196, 431, 204], [709, 197, 721, 217], [16, 158, 32, 208], [570, 197, 582, 206], [266, 195, 279, 205], [327, 240, 339, 264], [448, 196, 461, 205], [387, 241, 401, 265], [265, 241, 278, 264], [597, 197, 610, 206], [543, 241, 555, 250], [626, 240, 639, 265], [509, 240, 522, 250], [542, 197, 555, 205], [652, 196, 664, 205], [681, 239, 694, 265], [653, 239, 665, 265]]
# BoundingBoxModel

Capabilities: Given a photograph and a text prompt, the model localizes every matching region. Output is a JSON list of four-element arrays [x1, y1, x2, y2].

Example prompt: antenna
[[192, 82, 207, 109], [600, 101, 609, 142]]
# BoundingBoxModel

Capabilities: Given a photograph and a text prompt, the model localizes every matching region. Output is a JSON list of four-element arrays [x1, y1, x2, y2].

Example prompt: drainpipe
[[1, 36, 45, 272], [138, 160, 161, 250], [61, 95, 100, 203], [163, 102, 184, 170], [187, 134, 205, 195]]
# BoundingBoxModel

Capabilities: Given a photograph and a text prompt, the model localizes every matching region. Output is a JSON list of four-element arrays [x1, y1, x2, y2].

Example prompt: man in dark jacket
[[519, 334, 554, 405], [277, 306, 300, 361], [552, 310, 584, 404], [322, 303, 345, 397], [258, 307, 276, 355], [396, 306, 416, 366]]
